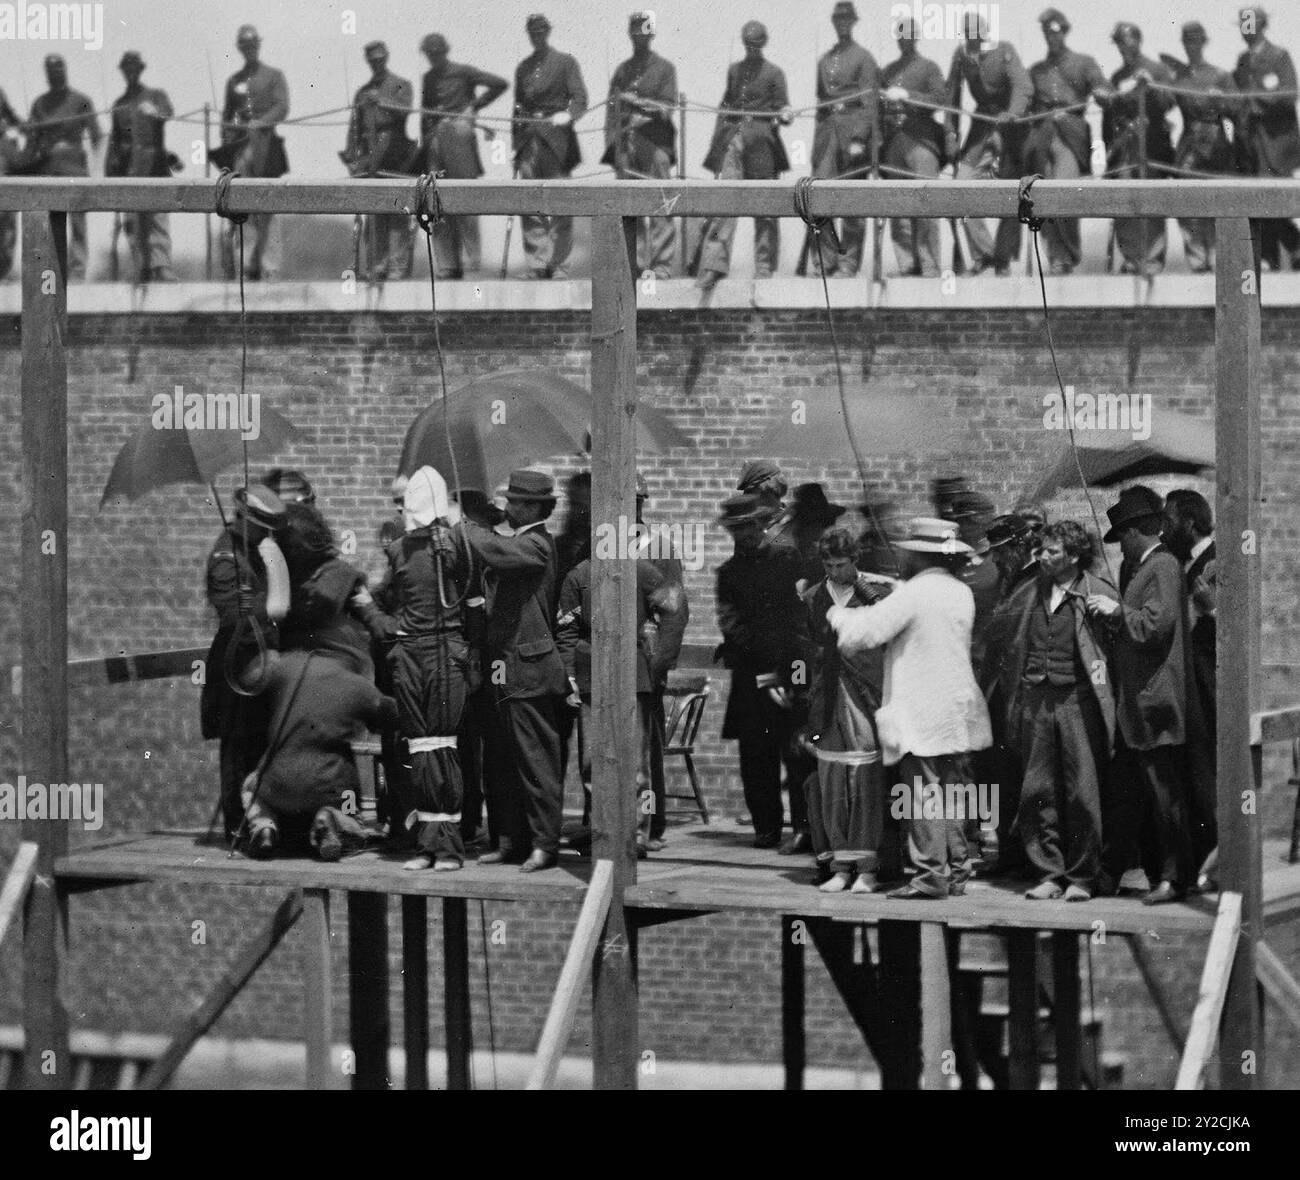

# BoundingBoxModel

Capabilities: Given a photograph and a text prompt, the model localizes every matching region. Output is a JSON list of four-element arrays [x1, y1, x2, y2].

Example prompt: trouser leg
[[956, 140, 998, 267], [645, 691, 667, 839], [899, 752, 970, 896], [1137, 744, 1193, 889], [1180, 217, 1214, 270], [737, 709, 784, 838], [696, 135, 744, 277], [1057, 688, 1107, 890], [1102, 741, 1145, 885], [503, 696, 564, 856], [1043, 140, 1082, 270], [1017, 690, 1066, 881], [641, 146, 677, 276], [517, 146, 560, 274], [1114, 212, 1167, 274], [67, 211, 87, 279], [484, 699, 529, 853]]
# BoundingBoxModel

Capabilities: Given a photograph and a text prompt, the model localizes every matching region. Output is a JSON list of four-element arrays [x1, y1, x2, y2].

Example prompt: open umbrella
[[755, 385, 963, 462], [1027, 405, 1214, 502], [99, 402, 300, 507], [398, 369, 691, 491]]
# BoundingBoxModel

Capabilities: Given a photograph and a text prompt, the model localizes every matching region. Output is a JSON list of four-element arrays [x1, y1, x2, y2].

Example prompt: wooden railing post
[[589, 214, 640, 1090], [21, 210, 70, 1090], [1214, 217, 1262, 1089]]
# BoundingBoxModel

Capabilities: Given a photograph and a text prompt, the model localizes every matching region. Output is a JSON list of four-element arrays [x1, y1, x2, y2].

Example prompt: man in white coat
[[829, 517, 993, 898]]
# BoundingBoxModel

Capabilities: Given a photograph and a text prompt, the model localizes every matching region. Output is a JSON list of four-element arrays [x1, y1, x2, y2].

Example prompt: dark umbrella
[[1027, 408, 1214, 502], [755, 385, 963, 462], [99, 403, 300, 507], [398, 369, 691, 491]]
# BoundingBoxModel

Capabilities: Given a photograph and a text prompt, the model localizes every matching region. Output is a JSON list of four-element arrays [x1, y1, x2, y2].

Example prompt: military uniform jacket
[[703, 57, 791, 175], [603, 50, 677, 168], [813, 40, 879, 169], [28, 88, 98, 175], [716, 538, 812, 739], [421, 61, 507, 178], [1104, 55, 1175, 167], [1170, 60, 1236, 172], [1026, 48, 1109, 170], [946, 40, 1031, 151], [513, 47, 587, 170], [346, 71, 417, 176], [1234, 39, 1300, 177], [880, 53, 947, 158], [1108, 545, 1187, 751], [107, 86, 173, 177], [460, 520, 568, 701], [986, 569, 1118, 758], [221, 62, 289, 177]]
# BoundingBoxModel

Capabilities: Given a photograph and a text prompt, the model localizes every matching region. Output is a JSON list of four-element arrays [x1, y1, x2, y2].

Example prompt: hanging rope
[[214, 169, 273, 695], [794, 176, 899, 576], [1018, 175, 1117, 586]]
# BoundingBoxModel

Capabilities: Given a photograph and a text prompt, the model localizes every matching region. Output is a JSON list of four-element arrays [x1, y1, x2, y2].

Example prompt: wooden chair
[[664, 680, 711, 824]]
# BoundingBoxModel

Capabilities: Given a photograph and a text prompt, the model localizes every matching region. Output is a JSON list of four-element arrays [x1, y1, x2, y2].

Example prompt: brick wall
[[1, 301, 1298, 1087]]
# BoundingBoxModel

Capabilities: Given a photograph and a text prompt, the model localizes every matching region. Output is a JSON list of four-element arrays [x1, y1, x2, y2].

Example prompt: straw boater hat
[[895, 516, 974, 554]]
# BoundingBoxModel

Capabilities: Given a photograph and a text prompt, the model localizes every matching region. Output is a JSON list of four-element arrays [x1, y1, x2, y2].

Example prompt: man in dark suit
[[458, 470, 568, 871], [512, 13, 588, 279], [1163, 489, 1218, 879], [695, 21, 793, 288], [1234, 6, 1300, 268], [1086, 486, 1193, 904], [716, 492, 814, 849]]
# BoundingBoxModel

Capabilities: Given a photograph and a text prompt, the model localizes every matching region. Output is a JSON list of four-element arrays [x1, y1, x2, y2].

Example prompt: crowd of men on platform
[[713, 466, 1218, 904], [203, 465, 687, 874], [2, 6, 1298, 281], [202, 455, 1219, 907]]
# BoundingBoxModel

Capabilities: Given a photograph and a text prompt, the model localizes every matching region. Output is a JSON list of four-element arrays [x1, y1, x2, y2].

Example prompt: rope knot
[[214, 169, 248, 227], [415, 172, 444, 236], [794, 176, 843, 257], [1018, 173, 1045, 232]]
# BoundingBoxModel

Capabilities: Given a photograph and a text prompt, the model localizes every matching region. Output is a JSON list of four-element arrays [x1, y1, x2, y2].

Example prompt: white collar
[[512, 519, 545, 535], [1188, 535, 1212, 564], [1139, 540, 1161, 565]]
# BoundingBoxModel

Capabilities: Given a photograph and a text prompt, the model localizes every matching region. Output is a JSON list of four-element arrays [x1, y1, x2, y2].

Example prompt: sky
[[0, 0, 1291, 274]]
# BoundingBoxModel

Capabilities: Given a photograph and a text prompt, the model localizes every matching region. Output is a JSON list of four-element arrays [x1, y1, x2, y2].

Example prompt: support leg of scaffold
[[303, 888, 334, 1089], [919, 921, 952, 1090], [1007, 930, 1040, 1091], [1052, 931, 1082, 1091], [878, 920, 921, 1089], [402, 896, 429, 1090], [782, 915, 805, 1091], [444, 897, 472, 1090], [347, 891, 390, 1090]]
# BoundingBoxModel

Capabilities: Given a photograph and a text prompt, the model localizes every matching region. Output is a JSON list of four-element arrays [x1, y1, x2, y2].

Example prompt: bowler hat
[[895, 517, 973, 555], [504, 469, 557, 502], [717, 492, 765, 528], [1103, 484, 1164, 542], [234, 483, 286, 531], [1039, 8, 1070, 33], [986, 513, 1032, 550], [791, 483, 847, 526]]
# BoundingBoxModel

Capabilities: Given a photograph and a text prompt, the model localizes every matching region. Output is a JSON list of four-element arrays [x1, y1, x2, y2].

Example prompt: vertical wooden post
[[877, 921, 921, 1089], [1214, 217, 1263, 1088], [589, 214, 640, 1091], [346, 891, 390, 1089], [781, 916, 805, 1090], [402, 895, 429, 1090], [1006, 930, 1040, 1091], [443, 897, 472, 1090], [302, 889, 334, 1089], [1052, 932, 1082, 1091], [21, 210, 70, 1090], [919, 921, 951, 1090]]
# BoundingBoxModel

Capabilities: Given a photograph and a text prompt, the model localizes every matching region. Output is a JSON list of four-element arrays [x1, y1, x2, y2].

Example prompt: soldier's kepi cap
[[526, 13, 552, 31], [629, 10, 655, 32], [364, 41, 388, 59], [741, 20, 768, 46], [1182, 21, 1208, 42], [119, 50, 144, 69], [961, 10, 989, 39], [1112, 21, 1142, 45], [421, 33, 449, 55], [236, 24, 260, 44], [832, 1, 859, 19], [44, 53, 65, 68], [1238, 6, 1268, 29], [234, 484, 287, 531], [1039, 8, 1070, 33], [894, 13, 920, 38]]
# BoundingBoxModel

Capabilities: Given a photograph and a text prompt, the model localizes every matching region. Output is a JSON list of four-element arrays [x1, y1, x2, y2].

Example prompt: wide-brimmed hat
[[736, 458, 782, 493], [791, 483, 847, 526], [1103, 484, 1164, 542], [717, 492, 765, 529], [947, 490, 995, 521], [895, 516, 974, 555], [504, 469, 557, 503], [986, 513, 1032, 550]]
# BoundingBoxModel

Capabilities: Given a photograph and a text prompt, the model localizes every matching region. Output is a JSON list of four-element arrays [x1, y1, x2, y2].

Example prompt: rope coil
[[1017, 173, 1045, 232], [213, 168, 247, 226]]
